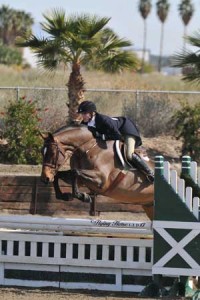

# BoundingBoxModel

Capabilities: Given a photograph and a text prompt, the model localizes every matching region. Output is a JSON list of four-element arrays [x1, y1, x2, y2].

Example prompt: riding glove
[[95, 131, 106, 140]]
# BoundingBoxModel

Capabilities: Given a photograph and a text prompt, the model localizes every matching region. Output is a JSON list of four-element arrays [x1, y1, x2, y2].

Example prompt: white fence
[[0, 215, 153, 292]]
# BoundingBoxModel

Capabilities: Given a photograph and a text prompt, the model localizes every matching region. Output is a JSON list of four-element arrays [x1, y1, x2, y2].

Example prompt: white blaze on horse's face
[[43, 147, 47, 156]]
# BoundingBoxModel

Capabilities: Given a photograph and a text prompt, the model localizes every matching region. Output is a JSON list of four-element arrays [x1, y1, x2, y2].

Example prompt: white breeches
[[124, 135, 136, 161]]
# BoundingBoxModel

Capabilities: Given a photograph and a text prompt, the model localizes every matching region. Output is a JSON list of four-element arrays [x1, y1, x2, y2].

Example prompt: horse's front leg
[[54, 170, 94, 203], [70, 169, 93, 203], [53, 170, 74, 201]]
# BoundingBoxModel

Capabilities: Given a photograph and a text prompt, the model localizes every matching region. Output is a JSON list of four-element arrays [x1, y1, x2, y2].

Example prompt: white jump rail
[[0, 215, 152, 235]]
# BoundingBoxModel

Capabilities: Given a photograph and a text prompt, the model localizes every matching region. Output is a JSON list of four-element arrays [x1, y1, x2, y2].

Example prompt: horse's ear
[[39, 131, 53, 140]]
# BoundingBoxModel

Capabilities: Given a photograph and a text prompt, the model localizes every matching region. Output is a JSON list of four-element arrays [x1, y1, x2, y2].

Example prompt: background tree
[[138, 0, 152, 73], [178, 0, 194, 52], [0, 97, 42, 164], [0, 5, 33, 46], [156, 0, 170, 72], [171, 101, 200, 162], [16, 9, 138, 124], [0, 40, 22, 65], [172, 30, 200, 83]]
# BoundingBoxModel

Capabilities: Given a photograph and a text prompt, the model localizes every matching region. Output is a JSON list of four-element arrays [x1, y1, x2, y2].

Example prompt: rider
[[77, 100, 154, 183]]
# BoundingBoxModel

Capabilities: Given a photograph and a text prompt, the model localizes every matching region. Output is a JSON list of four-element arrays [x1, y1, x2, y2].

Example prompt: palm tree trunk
[[141, 19, 147, 74], [67, 63, 85, 124], [183, 25, 187, 53], [158, 22, 164, 72]]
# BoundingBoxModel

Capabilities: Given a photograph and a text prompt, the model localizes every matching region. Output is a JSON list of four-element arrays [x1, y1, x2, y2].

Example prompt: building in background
[[23, 48, 37, 67]]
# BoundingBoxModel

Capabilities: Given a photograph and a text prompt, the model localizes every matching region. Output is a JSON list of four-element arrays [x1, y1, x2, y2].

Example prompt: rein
[[43, 141, 66, 169], [72, 137, 97, 154], [43, 137, 97, 170]]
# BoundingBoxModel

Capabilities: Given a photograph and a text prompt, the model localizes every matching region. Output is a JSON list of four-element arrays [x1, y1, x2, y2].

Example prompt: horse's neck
[[57, 128, 94, 152]]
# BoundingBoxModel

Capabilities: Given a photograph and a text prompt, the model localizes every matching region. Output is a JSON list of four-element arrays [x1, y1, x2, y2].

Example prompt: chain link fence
[[0, 87, 199, 137]]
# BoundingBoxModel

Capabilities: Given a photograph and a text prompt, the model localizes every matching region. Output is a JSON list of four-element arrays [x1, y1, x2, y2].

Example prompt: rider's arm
[[96, 115, 122, 140]]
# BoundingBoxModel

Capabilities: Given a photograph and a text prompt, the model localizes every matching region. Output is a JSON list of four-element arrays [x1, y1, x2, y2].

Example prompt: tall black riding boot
[[132, 153, 154, 183]]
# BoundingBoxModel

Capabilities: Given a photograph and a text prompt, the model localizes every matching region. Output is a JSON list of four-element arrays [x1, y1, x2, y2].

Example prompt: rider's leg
[[125, 135, 154, 183], [131, 153, 154, 182], [125, 135, 136, 161]]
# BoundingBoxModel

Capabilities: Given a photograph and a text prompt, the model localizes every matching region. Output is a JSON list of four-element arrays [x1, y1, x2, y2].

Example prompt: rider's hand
[[95, 132, 106, 140]]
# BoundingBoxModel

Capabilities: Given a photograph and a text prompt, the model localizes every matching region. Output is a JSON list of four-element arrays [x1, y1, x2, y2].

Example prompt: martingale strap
[[104, 171, 127, 193]]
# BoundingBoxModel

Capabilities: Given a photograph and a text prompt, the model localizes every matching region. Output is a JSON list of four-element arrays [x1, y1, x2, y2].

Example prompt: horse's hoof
[[82, 193, 92, 203], [61, 193, 73, 201]]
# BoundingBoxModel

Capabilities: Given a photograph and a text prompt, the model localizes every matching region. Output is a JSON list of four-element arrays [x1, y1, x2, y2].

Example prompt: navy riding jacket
[[82, 112, 142, 148]]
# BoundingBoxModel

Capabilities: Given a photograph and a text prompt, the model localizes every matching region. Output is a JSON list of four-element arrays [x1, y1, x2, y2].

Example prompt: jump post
[[152, 155, 200, 297], [0, 155, 200, 296]]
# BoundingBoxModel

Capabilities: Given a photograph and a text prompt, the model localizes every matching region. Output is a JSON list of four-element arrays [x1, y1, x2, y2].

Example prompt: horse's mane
[[53, 124, 88, 136]]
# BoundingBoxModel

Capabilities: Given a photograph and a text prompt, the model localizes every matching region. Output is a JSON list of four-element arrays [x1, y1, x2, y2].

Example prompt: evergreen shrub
[[0, 96, 43, 164], [172, 101, 200, 162]]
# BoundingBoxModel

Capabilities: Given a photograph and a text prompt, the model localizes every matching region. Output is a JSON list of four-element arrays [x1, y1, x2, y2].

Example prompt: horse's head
[[40, 132, 66, 184], [40, 125, 96, 183]]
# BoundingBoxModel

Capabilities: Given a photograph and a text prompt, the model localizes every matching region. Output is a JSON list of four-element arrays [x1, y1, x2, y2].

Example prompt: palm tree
[[172, 30, 200, 83], [138, 0, 152, 73], [178, 0, 194, 52], [16, 9, 138, 124], [156, 0, 170, 72], [11, 10, 33, 45], [0, 5, 13, 45], [0, 5, 33, 46]]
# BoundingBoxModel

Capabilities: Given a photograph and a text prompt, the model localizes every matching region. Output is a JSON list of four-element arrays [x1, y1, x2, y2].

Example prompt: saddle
[[114, 140, 150, 169]]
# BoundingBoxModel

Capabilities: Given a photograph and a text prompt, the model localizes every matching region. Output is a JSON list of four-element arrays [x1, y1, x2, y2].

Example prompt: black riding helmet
[[78, 101, 97, 113]]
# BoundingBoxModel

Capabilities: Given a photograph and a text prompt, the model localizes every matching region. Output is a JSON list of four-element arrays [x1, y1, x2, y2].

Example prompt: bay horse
[[40, 125, 154, 220]]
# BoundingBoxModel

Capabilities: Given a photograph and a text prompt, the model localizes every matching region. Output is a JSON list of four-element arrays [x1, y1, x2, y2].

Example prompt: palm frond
[[186, 31, 200, 48], [16, 9, 138, 75], [172, 50, 199, 67], [16, 34, 47, 49], [172, 50, 200, 83], [41, 8, 67, 37], [100, 35, 132, 53], [100, 51, 139, 73], [69, 14, 111, 38]]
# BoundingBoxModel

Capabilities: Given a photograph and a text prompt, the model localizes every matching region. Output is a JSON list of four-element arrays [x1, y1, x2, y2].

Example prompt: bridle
[[42, 141, 66, 170], [42, 137, 97, 171]]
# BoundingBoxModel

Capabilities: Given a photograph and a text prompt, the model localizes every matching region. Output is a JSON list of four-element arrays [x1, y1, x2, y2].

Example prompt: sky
[[1, 0, 200, 57]]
